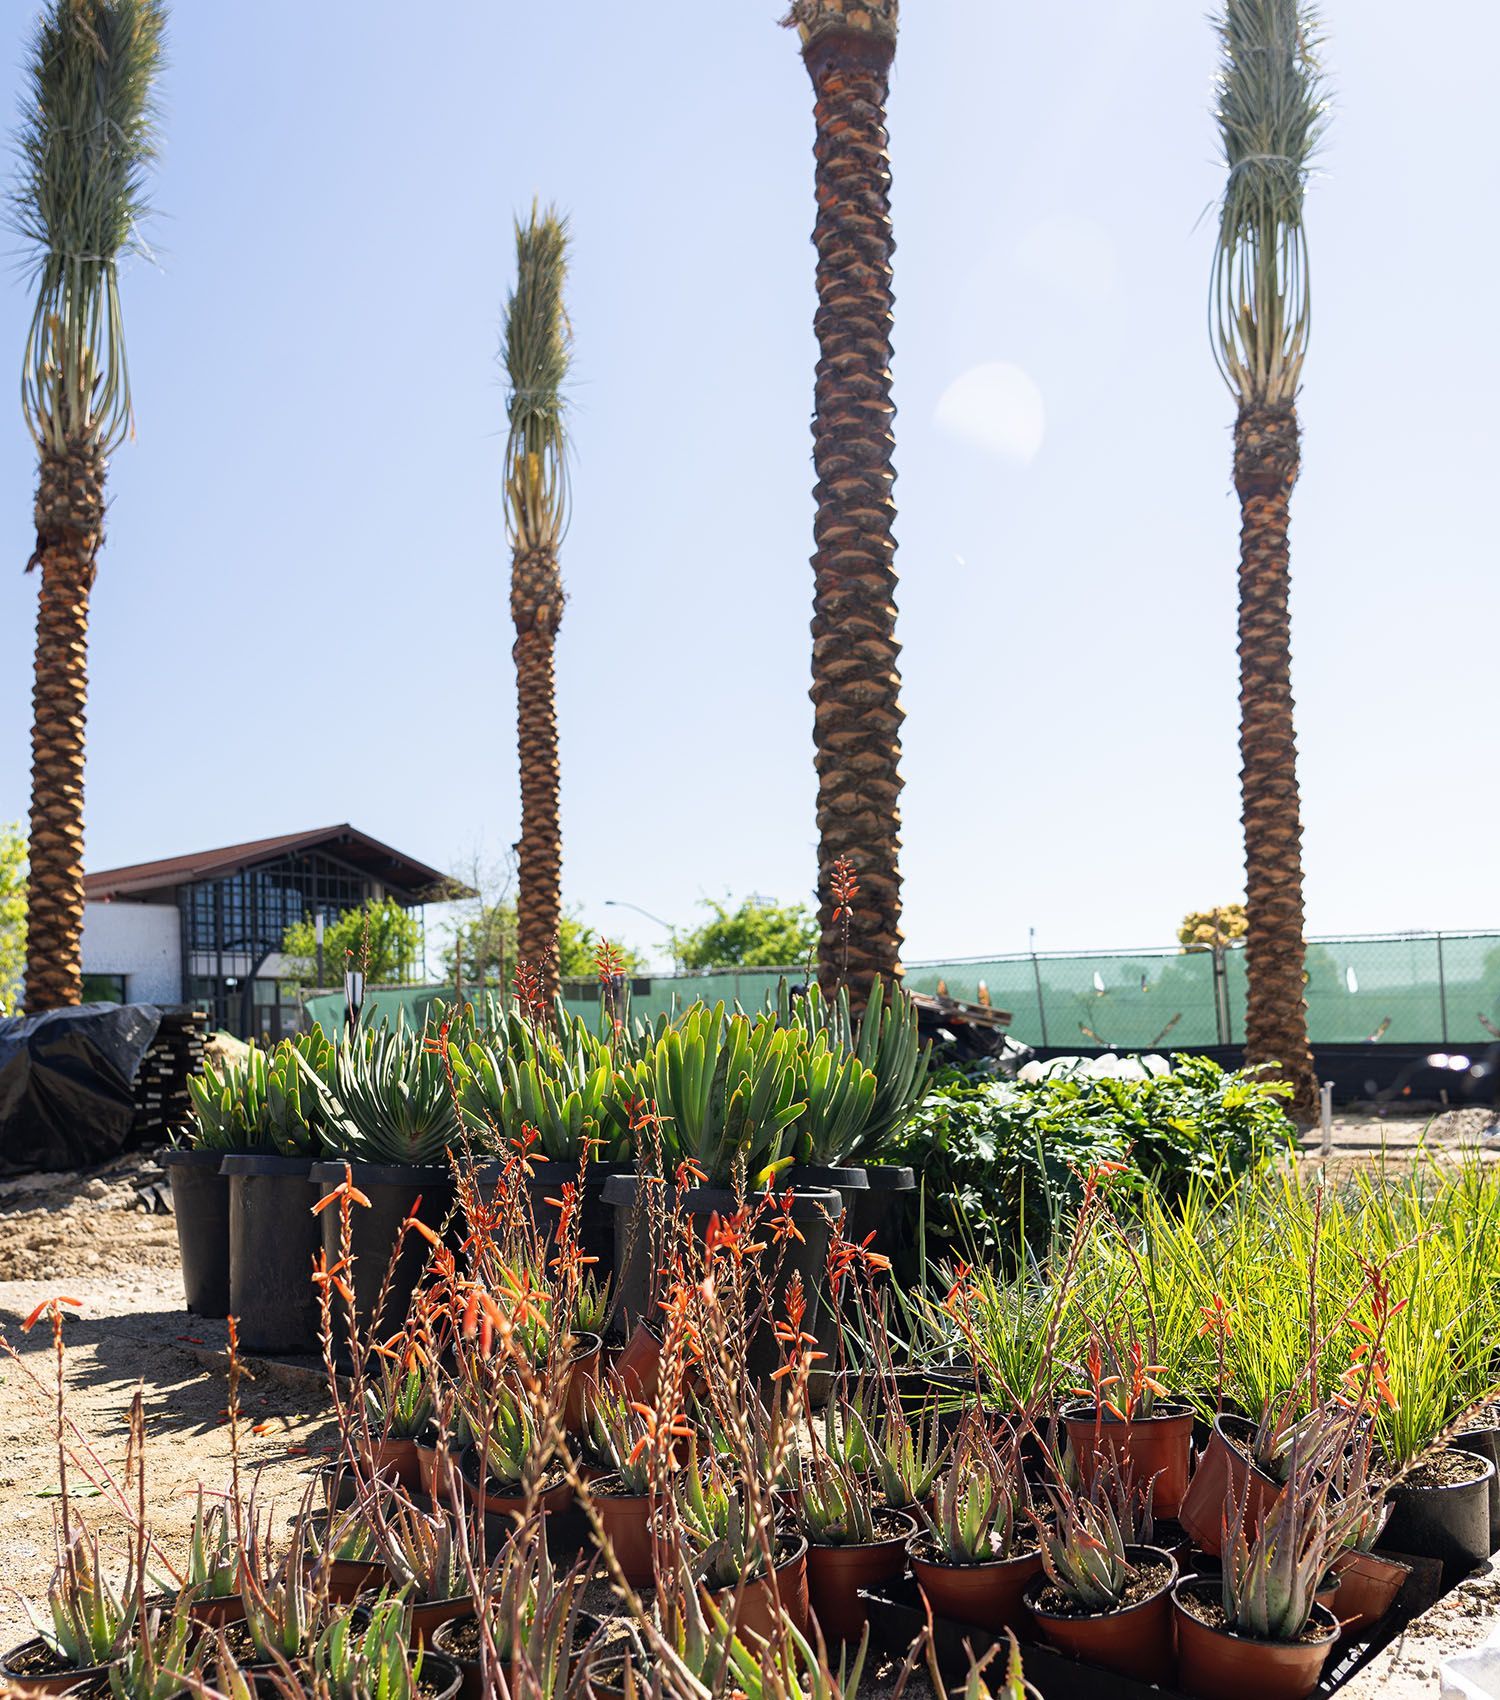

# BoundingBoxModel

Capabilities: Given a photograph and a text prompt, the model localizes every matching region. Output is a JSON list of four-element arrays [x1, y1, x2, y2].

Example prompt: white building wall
[[81, 901, 181, 1004]]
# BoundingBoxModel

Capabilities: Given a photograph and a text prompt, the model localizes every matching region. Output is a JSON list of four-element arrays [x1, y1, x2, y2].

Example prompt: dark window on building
[[81, 973, 127, 1004]]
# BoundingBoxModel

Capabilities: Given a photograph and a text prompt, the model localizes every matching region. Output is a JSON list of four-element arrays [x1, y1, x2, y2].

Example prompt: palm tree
[[15, 0, 166, 1012], [1211, 0, 1326, 1117], [502, 206, 571, 997], [784, 0, 905, 1006]]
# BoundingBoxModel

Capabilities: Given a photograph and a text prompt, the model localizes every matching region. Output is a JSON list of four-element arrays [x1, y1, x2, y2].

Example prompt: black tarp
[[0, 1002, 162, 1173]]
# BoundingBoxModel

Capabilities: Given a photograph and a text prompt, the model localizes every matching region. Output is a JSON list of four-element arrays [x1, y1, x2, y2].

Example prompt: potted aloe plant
[[1327, 1435, 1409, 1633], [680, 1456, 810, 1646], [580, 1375, 673, 1586], [1022, 1474, 1177, 1683], [309, 1596, 462, 1700], [908, 1422, 1041, 1633], [1179, 1395, 1314, 1556], [1062, 1321, 1195, 1520], [1, 1529, 137, 1695], [1173, 1448, 1344, 1700], [603, 1004, 836, 1373], [179, 1488, 243, 1628], [360, 1354, 434, 1492], [455, 999, 632, 1274], [306, 1020, 460, 1337], [361, 1502, 475, 1643], [459, 1378, 573, 1520], [106, 1597, 207, 1700], [219, 1031, 330, 1353], [870, 1400, 948, 1516], [798, 1454, 916, 1645]]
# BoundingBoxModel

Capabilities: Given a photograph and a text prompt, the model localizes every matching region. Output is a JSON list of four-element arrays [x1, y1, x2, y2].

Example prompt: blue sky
[[1, 1, 1494, 973]]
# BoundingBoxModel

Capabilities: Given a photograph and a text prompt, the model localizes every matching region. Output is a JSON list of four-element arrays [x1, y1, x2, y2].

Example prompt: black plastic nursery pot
[[843, 1165, 915, 1253], [158, 1148, 232, 1318], [311, 1159, 455, 1339], [222, 1152, 322, 1354], [1453, 1420, 1500, 1558], [474, 1156, 629, 1282], [602, 1174, 840, 1379], [781, 1162, 868, 1221], [1381, 1447, 1496, 1587]]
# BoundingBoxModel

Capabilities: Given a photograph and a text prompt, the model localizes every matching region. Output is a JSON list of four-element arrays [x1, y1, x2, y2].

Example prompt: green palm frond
[[1210, 0, 1328, 407], [13, 0, 166, 454], [501, 202, 571, 551]]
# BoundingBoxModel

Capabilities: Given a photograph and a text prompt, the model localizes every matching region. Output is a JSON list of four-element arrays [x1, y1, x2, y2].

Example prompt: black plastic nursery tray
[[859, 1555, 1444, 1700]]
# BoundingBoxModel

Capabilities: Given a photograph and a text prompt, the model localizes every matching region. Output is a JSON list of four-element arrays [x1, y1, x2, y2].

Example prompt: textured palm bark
[[512, 544, 565, 998], [800, 21, 905, 1003], [24, 447, 105, 1012], [1234, 405, 1317, 1118]]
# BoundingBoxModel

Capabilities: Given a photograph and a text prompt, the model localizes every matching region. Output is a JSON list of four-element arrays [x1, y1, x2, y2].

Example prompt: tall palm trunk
[[511, 544, 565, 988], [1235, 405, 1316, 1112], [790, 0, 905, 1004], [24, 447, 105, 1010]]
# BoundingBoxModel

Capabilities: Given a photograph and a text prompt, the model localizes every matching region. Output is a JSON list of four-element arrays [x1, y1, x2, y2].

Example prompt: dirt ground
[[0, 1107, 1494, 1661]]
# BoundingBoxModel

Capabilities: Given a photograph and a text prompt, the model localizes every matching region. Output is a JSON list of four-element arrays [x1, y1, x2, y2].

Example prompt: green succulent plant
[[107, 1600, 203, 1700], [801, 1458, 877, 1547], [184, 1049, 269, 1153], [922, 1428, 1032, 1566], [32, 1529, 135, 1669], [308, 1021, 461, 1166], [182, 1487, 238, 1602], [1033, 1482, 1135, 1612], [307, 1597, 419, 1700], [871, 1403, 948, 1512]]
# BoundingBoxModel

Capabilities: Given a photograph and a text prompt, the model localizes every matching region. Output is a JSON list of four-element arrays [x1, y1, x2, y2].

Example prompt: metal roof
[[84, 824, 470, 903]]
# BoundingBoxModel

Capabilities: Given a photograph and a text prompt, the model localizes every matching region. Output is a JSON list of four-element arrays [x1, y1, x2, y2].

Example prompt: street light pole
[[314, 909, 326, 989]]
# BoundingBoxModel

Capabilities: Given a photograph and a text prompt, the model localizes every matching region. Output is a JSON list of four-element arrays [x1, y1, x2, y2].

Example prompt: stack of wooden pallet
[[131, 1006, 208, 1143]]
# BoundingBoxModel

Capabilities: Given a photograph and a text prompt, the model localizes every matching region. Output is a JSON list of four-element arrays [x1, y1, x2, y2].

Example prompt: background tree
[[1210, 0, 1325, 1116], [0, 824, 26, 1014], [784, 0, 905, 1005], [671, 897, 819, 972], [442, 903, 643, 986], [503, 205, 571, 997], [281, 898, 422, 989], [1178, 903, 1249, 952], [14, 0, 166, 1010]]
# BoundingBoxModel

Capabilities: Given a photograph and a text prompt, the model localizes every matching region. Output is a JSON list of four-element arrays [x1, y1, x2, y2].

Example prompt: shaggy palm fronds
[[13, 0, 166, 454], [501, 202, 571, 550], [1210, 0, 1328, 406]]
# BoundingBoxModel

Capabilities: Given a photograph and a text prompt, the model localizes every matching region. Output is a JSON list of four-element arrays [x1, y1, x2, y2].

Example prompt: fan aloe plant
[[785, 1030, 877, 1167], [647, 1005, 805, 1186], [184, 1049, 268, 1153], [309, 1021, 460, 1165]]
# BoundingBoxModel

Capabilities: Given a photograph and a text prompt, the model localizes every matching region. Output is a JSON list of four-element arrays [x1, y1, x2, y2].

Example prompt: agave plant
[[647, 1005, 806, 1186], [307, 1597, 419, 1700], [106, 1600, 203, 1700], [31, 1528, 136, 1668], [311, 1021, 461, 1165], [921, 1426, 1031, 1565], [1033, 1481, 1135, 1612], [871, 1402, 948, 1512]]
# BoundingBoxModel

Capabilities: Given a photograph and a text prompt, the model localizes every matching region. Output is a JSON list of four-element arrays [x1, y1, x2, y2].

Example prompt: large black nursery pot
[[1454, 1419, 1500, 1557], [781, 1162, 868, 1223], [310, 1159, 455, 1339], [158, 1147, 231, 1317], [602, 1174, 839, 1379], [222, 1152, 322, 1353], [474, 1155, 629, 1282], [844, 1165, 915, 1252], [1381, 1447, 1496, 1587]]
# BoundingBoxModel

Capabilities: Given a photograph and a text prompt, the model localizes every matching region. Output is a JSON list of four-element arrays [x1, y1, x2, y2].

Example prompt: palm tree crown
[[15, 0, 166, 457], [1211, 0, 1327, 409], [502, 205, 571, 553]]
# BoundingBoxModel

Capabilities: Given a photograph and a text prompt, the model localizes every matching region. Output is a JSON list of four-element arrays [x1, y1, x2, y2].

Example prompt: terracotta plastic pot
[[806, 1512, 917, 1644], [0, 1639, 114, 1696], [908, 1540, 1043, 1633], [561, 1333, 602, 1436], [1023, 1545, 1177, 1684], [1172, 1579, 1337, 1700], [705, 1534, 811, 1642], [460, 1449, 574, 1520], [1062, 1401, 1195, 1518], [615, 1321, 662, 1403], [1330, 1546, 1411, 1633], [185, 1594, 246, 1629], [366, 1435, 424, 1493], [590, 1476, 660, 1587], [1177, 1414, 1282, 1557], [406, 1596, 475, 1645]]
